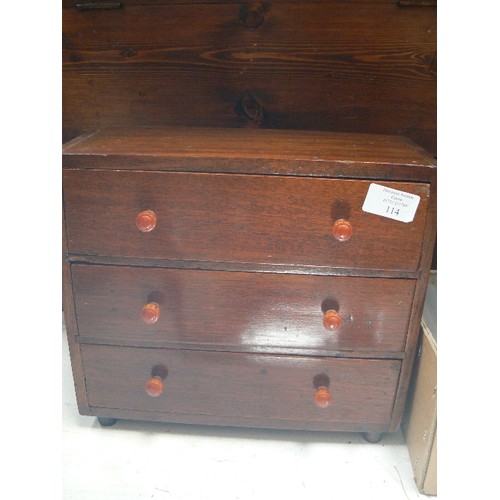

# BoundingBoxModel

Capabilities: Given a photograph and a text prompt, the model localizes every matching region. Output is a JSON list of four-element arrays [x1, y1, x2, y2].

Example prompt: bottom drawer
[[81, 345, 401, 429]]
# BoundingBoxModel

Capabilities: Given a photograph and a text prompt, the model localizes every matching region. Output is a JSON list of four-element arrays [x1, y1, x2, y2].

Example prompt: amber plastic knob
[[136, 210, 157, 232], [314, 386, 333, 408], [145, 375, 164, 397], [141, 302, 160, 325], [332, 219, 352, 241], [323, 309, 342, 331]]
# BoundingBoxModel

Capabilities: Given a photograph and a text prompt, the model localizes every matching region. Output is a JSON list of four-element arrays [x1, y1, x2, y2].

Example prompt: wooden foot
[[362, 432, 383, 443], [97, 417, 118, 427]]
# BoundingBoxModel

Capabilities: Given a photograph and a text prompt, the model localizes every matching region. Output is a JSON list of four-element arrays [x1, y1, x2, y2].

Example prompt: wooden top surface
[[63, 127, 436, 180]]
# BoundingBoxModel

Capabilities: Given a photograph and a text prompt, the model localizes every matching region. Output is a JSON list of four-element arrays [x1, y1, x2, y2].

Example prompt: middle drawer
[[72, 264, 414, 353]]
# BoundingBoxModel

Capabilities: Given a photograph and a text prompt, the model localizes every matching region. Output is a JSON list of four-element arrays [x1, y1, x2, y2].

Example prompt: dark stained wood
[[62, 127, 437, 437], [66, 253, 423, 280], [62, 127, 436, 174], [62, 207, 90, 415], [81, 344, 401, 428], [85, 407, 392, 432], [71, 264, 416, 353], [62, 2, 436, 155], [63, 170, 430, 272], [62, 127, 436, 183], [388, 172, 436, 431], [64, 1, 402, 7]]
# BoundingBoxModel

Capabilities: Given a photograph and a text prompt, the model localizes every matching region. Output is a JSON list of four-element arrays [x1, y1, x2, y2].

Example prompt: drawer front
[[72, 264, 415, 353], [63, 170, 429, 271], [81, 344, 401, 426]]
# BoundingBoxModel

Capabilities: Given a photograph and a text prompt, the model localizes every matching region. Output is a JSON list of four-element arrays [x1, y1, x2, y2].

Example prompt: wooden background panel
[[63, 0, 401, 8], [62, 3, 436, 53], [62, 2, 436, 154]]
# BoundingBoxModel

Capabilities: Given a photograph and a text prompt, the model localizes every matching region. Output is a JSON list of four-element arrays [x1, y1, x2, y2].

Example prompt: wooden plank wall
[[62, 0, 436, 158]]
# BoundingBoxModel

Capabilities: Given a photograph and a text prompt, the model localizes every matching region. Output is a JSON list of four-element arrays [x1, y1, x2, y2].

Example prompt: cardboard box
[[402, 272, 437, 495]]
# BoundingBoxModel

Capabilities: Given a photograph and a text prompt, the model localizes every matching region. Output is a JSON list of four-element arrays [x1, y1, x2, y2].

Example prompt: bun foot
[[97, 417, 118, 427], [362, 432, 383, 443]]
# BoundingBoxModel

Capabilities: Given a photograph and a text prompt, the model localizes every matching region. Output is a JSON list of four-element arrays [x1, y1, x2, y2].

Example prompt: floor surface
[[62, 316, 435, 500]]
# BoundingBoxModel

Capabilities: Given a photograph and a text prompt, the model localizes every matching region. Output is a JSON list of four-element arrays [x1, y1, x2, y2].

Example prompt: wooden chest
[[62, 127, 436, 441]]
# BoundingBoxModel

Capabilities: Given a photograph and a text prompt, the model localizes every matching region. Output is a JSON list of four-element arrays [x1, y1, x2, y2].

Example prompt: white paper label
[[362, 183, 420, 223]]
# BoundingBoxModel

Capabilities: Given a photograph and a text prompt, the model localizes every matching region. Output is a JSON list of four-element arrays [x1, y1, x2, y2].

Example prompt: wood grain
[[62, 207, 90, 414], [62, 2, 436, 154], [62, 127, 436, 435], [389, 174, 436, 431], [63, 170, 430, 271], [81, 344, 401, 427], [63, 0, 401, 7], [71, 264, 416, 353], [62, 127, 435, 167]]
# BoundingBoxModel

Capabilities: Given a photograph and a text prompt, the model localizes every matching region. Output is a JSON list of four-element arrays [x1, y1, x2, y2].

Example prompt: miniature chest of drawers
[[62, 127, 436, 442]]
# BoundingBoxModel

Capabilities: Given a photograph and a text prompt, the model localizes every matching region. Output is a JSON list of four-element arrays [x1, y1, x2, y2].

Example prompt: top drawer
[[63, 170, 429, 271], [63, 170, 429, 272]]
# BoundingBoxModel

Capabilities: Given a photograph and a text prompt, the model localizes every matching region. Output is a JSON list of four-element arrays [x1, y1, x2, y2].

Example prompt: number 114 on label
[[362, 183, 420, 223]]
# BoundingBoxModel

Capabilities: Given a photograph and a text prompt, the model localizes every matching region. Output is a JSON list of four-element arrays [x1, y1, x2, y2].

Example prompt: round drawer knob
[[323, 309, 342, 331], [332, 219, 352, 241], [145, 375, 164, 398], [314, 386, 333, 408], [136, 210, 157, 232], [141, 302, 160, 325]]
